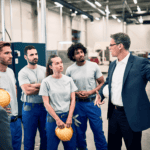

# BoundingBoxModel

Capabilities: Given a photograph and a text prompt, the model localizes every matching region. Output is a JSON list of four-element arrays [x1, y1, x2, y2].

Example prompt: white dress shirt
[[111, 53, 130, 106]]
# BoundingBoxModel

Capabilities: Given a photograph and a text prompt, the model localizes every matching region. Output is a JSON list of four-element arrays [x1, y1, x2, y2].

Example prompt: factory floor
[[21, 63, 150, 150]]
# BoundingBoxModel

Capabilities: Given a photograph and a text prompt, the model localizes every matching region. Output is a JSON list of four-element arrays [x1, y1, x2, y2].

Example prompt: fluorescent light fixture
[[137, 5, 141, 12], [117, 19, 121, 23], [59, 41, 72, 44], [86, 0, 96, 8], [97, 8, 105, 15], [139, 16, 143, 23], [70, 9, 72, 11], [75, 11, 78, 14], [95, 1, 101, 7], [71, 13, 76, 17], [105, 5, 110, 14], [54, 2, 63, 7], [95, 17, 100, 20], [133, 0, 137, 4], [112, 15, 117, 19], [82, 14, 88, 19]]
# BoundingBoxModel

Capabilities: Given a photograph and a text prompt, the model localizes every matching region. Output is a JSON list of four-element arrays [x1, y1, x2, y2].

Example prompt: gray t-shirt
[[39, 74, 78, 114], [66, 60, 102, 97], [0, 67, 18, 117], [18, 65, 46, 103]]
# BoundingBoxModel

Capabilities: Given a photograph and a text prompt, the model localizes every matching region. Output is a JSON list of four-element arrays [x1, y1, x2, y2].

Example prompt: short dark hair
[[110, 32, 131, 50], [0, 41, 11, 52], [46, 54, 58, 77], [67, 43, 87, 62], [24, 45, 36, 55]]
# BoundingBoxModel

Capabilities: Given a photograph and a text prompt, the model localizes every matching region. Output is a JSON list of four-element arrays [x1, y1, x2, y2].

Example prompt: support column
[[41, 0, 47, 47], [1, 0, 5, 41]]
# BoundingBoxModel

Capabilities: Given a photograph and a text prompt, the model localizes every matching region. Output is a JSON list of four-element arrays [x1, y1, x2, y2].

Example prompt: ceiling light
[[95, 1, 101, 7], [82, 14, 88, 19], [86, 0, 96, 8], [133, 0, 137, 4], [117, 19, 121, 23], [71, 13, 76, 17], [112, 15, 117, 19], [70, 9, 72, 11], [54, 2, 63, 7], [105, 5, 110, 14], [95, 17, 100, 20], [75, 11, 78, 14], [139, 16, 143, 23], [97, 8, 105, 15], [137, 5, 141, 12]]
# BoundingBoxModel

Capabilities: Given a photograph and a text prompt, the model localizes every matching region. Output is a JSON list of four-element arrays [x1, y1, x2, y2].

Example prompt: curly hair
[[67, 43, 87, 62], [110, 32, 131, 50]]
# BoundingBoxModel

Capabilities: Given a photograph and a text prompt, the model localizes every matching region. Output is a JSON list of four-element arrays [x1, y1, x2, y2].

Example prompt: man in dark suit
[[0, 106, 13, 150], [99, 32, 150, 150]]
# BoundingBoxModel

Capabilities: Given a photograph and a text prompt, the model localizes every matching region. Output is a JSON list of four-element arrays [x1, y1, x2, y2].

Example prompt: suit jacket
[[100, 54, 150, 132], [0, 106, 13, 150]]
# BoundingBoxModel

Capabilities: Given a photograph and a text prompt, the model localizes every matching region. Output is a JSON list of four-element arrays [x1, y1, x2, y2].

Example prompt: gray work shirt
[[18, 65, 46, 103], [0, 67, 18, 117], [66, 60, 102, 98], [39, 74, 78, 114]]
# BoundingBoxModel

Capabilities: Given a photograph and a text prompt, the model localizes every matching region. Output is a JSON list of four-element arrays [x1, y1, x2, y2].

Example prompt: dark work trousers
[[108, 108, 142, 150]]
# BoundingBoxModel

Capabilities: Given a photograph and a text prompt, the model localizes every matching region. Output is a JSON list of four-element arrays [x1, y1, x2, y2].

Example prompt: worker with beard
[[18, 45, 47, 150], [66, 43, 107, 150], [0, 41, 22, 150]]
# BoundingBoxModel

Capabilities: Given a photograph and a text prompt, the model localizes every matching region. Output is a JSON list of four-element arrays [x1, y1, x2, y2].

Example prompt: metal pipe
[[20, 0, 23, 41], [122, 0, 125, 32], [106, 5, 109, 41], [60, 7, 63, 42], [103, 16, 105, 41], [37, 0, 40, 43], [1, 0, 5, 41], [10, 0, 13, 42], [41, 0, 47, 49]]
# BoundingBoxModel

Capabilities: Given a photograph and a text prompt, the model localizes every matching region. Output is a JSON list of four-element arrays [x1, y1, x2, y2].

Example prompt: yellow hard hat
[[55, 126, 73, 141], [0, 89, 11, 107]]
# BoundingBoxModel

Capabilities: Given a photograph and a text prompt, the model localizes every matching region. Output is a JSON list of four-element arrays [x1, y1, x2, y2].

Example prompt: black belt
[[11, 116, 18, 122], [76, 96, 96, 102], [114, 105, 124, 111]]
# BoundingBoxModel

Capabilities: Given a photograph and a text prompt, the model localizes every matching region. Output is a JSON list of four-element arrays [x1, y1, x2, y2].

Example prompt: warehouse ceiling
[[27, 0, 150, 24], [49, 0, 150, 24]]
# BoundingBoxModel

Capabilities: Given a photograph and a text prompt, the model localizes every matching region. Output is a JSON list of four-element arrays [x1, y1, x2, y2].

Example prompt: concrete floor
[[21, 64, 150, 150]]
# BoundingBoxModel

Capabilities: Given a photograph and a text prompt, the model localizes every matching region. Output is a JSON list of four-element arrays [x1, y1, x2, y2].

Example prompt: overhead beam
[[110, 2, 150, 9], [51, 0, 94, 21]]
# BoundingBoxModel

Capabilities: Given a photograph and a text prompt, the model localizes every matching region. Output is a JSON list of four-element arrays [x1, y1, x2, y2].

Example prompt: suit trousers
[[108, 108, 142, 150]]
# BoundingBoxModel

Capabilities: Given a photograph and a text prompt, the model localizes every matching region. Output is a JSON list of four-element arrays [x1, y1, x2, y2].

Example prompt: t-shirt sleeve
[[10, 69, 16, 84], [18, 70, 30, 86], [65, 67, 71, 77], [70, 78, 78, 93], [94, 63, 102, 79], [39, 80, 49, 96]]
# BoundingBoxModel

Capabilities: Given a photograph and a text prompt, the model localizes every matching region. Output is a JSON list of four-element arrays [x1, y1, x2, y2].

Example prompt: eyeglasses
[[109, 44, 117, 47]]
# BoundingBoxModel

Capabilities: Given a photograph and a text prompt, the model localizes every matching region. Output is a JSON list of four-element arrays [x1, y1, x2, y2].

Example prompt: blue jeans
[[22, 102, 47, 150], [74, 101, 107, 150], [10, 117, 22, 150], [46, 112, 76, 150]]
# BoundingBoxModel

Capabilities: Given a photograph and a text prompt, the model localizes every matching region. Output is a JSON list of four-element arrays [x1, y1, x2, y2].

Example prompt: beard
[[27, 58, 38, 65], [0, 57, 12, 66], [79, 59, 85, 63]]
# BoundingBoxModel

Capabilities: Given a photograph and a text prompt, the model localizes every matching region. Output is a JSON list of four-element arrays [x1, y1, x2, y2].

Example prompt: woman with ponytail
[[39, 55, 78, 150]]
